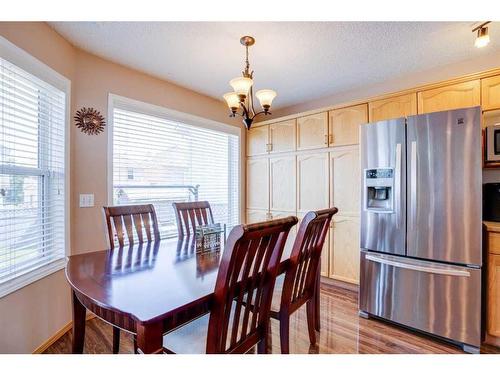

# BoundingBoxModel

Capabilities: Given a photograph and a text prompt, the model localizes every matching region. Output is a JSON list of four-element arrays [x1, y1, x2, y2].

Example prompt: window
[[0, 37, 69, 297], [111, 96, 240, 238]]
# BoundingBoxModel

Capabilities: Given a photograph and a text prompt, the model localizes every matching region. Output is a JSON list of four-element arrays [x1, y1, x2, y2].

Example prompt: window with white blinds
[[111, 100, 240, 238], [0, 38, 68, 297]]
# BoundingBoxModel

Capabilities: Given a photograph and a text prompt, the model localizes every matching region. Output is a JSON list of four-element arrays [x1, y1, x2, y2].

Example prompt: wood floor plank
[[43, 284, 500, 354]]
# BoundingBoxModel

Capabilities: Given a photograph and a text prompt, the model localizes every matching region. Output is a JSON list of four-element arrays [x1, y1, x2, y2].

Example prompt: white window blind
[[0, 55, 66, 292], [112, 106, 239, 238]]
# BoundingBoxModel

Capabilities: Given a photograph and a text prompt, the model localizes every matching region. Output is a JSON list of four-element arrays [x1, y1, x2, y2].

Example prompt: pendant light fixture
[[473, 22, 491, 48], [223, 36, 277, 130]]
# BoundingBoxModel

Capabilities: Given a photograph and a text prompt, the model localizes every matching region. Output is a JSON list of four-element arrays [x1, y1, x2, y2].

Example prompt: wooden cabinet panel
[[246, 209, 268, 224], [297, 112, 328, 150], [328, 104, 368, 146], [329, 215, 360, 284], [488, 254, 500, 337], [488, 232, 500, 255], [247, 125, 269, 156], [269, 155, 296, 212], [246, 158, 269, 210], [417, 80, 480, 114], [330, 146, 360, 217], [369, 93, 417, 122], [269, 119, 296, 153], [297, 153, 329, 212], [482, 75, 500, 111]]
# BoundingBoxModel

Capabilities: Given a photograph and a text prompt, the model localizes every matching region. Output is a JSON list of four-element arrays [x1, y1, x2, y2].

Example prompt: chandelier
[[223, 36, 277, 130]]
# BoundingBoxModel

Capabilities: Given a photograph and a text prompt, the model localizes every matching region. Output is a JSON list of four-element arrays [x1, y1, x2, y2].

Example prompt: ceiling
[[49, 22, 500, 110]]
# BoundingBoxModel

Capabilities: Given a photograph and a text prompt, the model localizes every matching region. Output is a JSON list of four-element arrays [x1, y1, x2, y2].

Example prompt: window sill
[[0, 258, 67, 299]]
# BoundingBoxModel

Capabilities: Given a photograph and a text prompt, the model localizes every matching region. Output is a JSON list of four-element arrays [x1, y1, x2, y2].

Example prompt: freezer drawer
[[359, 250, 481, 348]]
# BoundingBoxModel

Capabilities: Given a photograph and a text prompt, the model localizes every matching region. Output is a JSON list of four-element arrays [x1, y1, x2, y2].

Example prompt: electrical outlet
[[79, 193, 95, 208]]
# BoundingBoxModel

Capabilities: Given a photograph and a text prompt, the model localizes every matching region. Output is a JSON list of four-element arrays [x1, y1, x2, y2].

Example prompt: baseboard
[[321, 276, 359, 293], [485, 333, 500, 348], [32, 313, 96, 354]]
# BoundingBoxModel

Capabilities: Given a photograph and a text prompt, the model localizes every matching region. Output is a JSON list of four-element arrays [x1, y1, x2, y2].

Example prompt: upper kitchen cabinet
[[269, 119, 296, 153], [369, 93, 417, 122], [297, 152, 329, 212], [246, 125, 269, 156], [417, 80, 480, 114], [297, 112, 329, 150], [269, 155, 296, 212], [482, 75, 500, 111], [328, 104, 368, 146], [246, 157, 269, 210]]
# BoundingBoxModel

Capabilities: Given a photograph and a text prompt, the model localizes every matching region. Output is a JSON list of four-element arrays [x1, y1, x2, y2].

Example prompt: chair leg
[[306, 299, 317, 346], [279, 315, 290, 354], [112, 327, 120, 354], [257, 337, 268, 354], [314, 270, 321, 331]]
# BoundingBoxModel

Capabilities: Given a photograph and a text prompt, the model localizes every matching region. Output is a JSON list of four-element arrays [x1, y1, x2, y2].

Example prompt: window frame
[[0, 36, 71, 298], [107, 94, 243, 229]]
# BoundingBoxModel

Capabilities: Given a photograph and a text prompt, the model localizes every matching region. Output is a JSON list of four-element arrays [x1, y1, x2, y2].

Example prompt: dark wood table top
[[65, 236, 293, 325]]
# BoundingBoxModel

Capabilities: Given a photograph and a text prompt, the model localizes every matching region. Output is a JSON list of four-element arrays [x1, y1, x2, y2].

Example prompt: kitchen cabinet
[[329, 215, 360, 284], [269, 155, 296, 212], [246, 209, 268, 224], [488, 254, 500, 337], [297, 112, 328, 150], [482, 75, 500, 111], [330, 146, 360, 217], [296, 152, 329, 212], [417, 80, 480, 114], [328, 104, 368, 146], [247, 125, 269, 156], [269, 119, 296, 153], [369, 93, 417, 122], [246, 157, 269, 210]]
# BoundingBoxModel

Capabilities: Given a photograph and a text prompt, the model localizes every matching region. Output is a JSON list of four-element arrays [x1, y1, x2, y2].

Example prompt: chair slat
[[132, 214, 144, 243]]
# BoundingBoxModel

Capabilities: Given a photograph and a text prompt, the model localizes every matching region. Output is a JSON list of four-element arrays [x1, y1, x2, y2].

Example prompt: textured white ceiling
[[49, 22, 500, 109]]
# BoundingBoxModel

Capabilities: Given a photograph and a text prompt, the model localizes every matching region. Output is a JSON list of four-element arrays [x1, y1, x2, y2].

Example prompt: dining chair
[[162, 216, 298, 354], [271, 207, 338, 354], [102, 203, 161, 353], [172, 201, 214, 237]]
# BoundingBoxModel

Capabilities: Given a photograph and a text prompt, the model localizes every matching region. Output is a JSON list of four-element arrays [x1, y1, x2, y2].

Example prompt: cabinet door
[[297, 112, 328, 150], [417, 80, 480, 114], [329, 104, 368, 146], [269, 155, 296, 212], [488, 254, 500, 337], [297, 153, 329, 212], [330, 146, 360, 217], [297, 212, 329, 277], [482, 75, 500, 111], [329, 215, 360, 284], [246, 209, 268, 224], [247, 125, 269, 156], [246, 158, 269, 210], [369, 93, 417, 122], [269, 119, 296, 153]]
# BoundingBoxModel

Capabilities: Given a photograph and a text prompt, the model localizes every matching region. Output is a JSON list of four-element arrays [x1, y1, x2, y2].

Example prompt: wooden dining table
[[65, 234, 320, 354]]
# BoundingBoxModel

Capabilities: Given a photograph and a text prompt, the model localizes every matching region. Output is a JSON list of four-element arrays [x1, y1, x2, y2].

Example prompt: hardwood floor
[[44, 283, 500, 354]]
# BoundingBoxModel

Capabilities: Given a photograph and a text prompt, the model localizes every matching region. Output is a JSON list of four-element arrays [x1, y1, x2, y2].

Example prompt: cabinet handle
[[324, 134, 328, 145], [269, 143, 273, 152], [329, 134, 334, 144]]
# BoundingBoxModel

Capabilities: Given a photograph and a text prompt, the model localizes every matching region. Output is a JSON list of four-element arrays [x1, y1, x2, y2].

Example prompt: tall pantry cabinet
[[246, 105, 365, 284]]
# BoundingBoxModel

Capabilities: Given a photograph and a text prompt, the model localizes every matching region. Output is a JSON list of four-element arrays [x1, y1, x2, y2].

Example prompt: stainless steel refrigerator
[[359, 107, 482, 353]]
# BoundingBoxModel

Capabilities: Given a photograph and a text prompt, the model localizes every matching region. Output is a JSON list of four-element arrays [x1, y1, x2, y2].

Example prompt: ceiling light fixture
[[223, 36, 276, 130], [473, 22, 491, 48]]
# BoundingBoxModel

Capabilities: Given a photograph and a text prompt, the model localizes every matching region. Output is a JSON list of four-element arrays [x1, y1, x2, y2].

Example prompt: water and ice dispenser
[[364, 168, 394, 213]]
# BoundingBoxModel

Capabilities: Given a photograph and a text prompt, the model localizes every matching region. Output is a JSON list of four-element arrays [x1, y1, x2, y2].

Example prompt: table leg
[[136, 321, 164, 354], [71, 290, 86, 354], [315, 268, 320, 331]]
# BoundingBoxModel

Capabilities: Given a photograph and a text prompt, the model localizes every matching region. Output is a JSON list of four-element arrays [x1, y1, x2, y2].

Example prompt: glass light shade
[[256, 89, 277, 108], [475, 27, 490, 48], [229, 77, 253, 96], [223, 92, 240, 109]]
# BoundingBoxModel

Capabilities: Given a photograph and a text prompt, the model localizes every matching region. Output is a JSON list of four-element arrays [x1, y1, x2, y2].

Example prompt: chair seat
[[163, 313, 210, 354]]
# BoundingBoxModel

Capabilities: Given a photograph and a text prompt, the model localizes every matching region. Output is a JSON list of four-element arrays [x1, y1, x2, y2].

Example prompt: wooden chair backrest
[[206, 216, 298, 354], [103, 204, 160, 249], [172, 201, 215, 237], [281, 208, 338, 313]]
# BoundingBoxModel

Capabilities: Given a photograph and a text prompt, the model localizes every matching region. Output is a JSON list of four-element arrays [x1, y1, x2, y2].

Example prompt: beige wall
[[0, 22, 241, 353]]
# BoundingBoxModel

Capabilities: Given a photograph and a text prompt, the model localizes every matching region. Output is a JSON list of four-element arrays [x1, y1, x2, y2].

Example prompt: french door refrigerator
[[359, 107, 482, 353]]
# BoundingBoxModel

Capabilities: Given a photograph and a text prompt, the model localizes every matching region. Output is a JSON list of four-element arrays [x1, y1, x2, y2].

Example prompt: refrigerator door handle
[[395, 143, 402, 228], [410, 141, 417, 229], [365, 254, 471, 277]]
